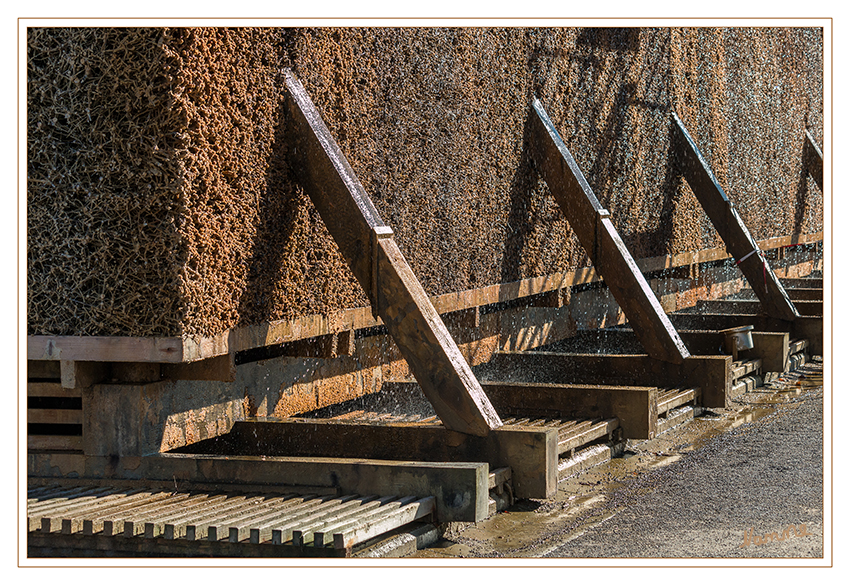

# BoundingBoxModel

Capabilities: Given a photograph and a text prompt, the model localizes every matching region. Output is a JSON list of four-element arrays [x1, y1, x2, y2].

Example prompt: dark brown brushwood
[[530, 98, 690, 364], [282, 69, 501, 437], [671, 113, 799, 322]]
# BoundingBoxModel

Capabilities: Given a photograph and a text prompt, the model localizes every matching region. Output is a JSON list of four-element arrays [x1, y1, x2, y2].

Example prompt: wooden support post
[[671, 113, 799, 322], [219, 418, 557, 500], [283, 69, 501, 436], [484, 351, 732, 408], [530, 99, 689, 364], [803, 130, 824, 192]]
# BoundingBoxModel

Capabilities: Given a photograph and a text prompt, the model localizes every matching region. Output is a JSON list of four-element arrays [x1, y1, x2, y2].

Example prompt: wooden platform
[[28, 483, 435, 557]]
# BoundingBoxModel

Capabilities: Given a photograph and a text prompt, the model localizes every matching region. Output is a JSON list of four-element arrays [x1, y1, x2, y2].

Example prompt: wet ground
[[413, 359, 824, 560]]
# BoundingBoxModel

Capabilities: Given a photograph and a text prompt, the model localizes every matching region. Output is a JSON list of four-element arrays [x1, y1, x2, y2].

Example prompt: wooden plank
[[671, 113, 799, 322], [282, 68, 501, 437], [28, 408, 82, 425], [479, 381, 657, 440], [658, 388, 699, 415], [696, 299, 822, 317], [558, 418, 619, 453], [734, 287, 822, 301], [28, 361, 60, 379], [27, 435, 82, 451], [28, 336, 185, 363], [28, 382, 81, 398], [781, 277, 823, 289], [221, 417, 556, 501], [803, 130, 824, 191], [530, 98, 689, 364], [485, 351, 732, 408], [139, 453, 490, 523], [296, 496, 397, 546], [331, 497, 436, 550]]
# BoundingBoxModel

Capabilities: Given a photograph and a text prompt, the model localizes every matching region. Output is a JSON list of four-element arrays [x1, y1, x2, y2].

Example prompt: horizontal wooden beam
[[480, 381, 657, 440], [192, 418, 558, 501], [483, 351, 732, 408], [781, 277, 823, 289], [27, 235, 821, 365], [735, 287, 822, 302], [30, 453, 490, 524], [668, 313, 823, 356], [695, 299, 822, 317]]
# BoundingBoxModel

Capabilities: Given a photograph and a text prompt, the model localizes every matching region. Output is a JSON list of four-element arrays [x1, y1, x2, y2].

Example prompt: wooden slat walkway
[[28, 484, 434, 554]]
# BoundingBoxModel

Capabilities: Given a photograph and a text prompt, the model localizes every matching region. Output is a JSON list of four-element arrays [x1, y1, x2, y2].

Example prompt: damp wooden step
[[657, 406, 695, 434], [731, 359, 762, 381], [657, 387, 700, 416], [28, 484, 435, 553], [500, 416, 620, 455]]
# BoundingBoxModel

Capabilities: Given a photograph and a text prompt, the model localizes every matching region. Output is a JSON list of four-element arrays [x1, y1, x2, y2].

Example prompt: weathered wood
[[28, 408, 82, 425], [28, 360, 60, 379], [668, 313, 823, 355], [209, 417, 557, 500], [60, 360, 108, 390], [671, 113, 799, 322], [696, 299, 822, 317], [331, 497, 435, 550], [484, 351, 732, 408], [531, 99, 689, 364], [781, 277, 823, 289], [735, 287, 822, 302], [803, 130, 824, 191], [283, 68, 501, 437], [28, 381, 81, 398], [144, 453, 490, 523], [28, 435, 82, 451], [161, 354, 236, 382], [478, 381, 657, 439]]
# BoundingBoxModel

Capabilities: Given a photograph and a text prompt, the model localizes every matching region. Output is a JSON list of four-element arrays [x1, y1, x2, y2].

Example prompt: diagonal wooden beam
[[803, 130, 824, 192], [529, 99, 690, 364], [282, 69, 501, 437], [671, 113, 800, 322]]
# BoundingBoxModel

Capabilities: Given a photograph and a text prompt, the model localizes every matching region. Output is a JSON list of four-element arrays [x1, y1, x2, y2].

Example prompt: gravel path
[[545, 385, 824, 558]]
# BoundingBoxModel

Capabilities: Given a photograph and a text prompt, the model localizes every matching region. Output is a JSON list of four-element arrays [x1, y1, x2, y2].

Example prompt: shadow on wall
[[502, 27, 682, 282]]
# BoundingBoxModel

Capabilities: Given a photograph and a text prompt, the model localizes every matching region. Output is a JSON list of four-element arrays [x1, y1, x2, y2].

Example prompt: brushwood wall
[[27, 27, 824, 339]]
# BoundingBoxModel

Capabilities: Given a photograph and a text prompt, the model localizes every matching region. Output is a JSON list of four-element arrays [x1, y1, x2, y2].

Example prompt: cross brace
[[671, 113, 799, 322], [530, 98, 690, 364], [282, 69, 501, 437]]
